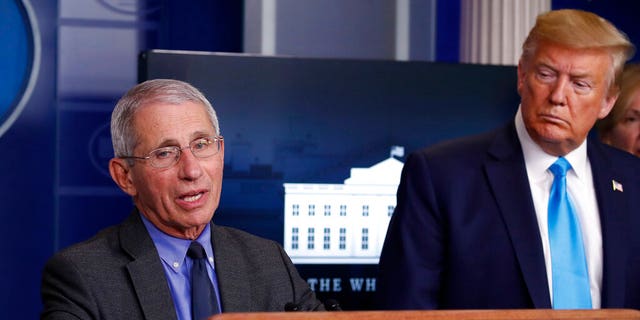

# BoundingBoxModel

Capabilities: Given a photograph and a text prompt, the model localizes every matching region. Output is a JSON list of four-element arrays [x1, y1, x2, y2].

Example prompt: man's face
[[518, 41, 617, 156], [110, 101, 224, 239], [605, 91, 640, 157]]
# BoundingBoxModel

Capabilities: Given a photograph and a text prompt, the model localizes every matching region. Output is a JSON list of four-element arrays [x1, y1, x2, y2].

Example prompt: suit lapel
[[120, 211, 177, 320], [484, 124, 551, 308], [211, 224, 252, 312], [588, 141, 628, 307]]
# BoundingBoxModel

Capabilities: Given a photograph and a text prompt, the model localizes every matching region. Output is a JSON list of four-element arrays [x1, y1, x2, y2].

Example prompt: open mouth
[[181, 192, 204, 202]]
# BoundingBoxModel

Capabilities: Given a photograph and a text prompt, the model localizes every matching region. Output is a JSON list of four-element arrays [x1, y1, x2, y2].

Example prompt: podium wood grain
[[210, 309, 640, 320]]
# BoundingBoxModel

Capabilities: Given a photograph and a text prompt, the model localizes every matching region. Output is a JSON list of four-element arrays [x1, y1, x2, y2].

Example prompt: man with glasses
[[41, 79, 323, 320]]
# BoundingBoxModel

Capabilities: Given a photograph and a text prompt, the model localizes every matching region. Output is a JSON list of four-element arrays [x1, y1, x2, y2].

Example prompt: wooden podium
[[210, 309, 640, 320]]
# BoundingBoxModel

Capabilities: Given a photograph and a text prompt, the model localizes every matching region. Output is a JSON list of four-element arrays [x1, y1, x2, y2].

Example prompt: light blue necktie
[[548, 157, 592, 309]]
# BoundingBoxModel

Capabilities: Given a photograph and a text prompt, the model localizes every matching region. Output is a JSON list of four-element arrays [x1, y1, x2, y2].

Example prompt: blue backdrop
[[1, 0, 638, 318], [0, 0, 56, 318]]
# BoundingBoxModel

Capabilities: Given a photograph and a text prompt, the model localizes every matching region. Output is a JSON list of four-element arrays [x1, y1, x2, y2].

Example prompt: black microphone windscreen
[[324, 299, 342, 311], [284, 302, 300, 311]]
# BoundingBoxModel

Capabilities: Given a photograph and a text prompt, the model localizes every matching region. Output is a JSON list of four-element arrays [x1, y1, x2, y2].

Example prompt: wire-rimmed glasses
[[120, 136, 223, 168]]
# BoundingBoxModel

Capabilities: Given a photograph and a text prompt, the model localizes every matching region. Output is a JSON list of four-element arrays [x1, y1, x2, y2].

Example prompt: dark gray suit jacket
[[41, 211, 323, 319]]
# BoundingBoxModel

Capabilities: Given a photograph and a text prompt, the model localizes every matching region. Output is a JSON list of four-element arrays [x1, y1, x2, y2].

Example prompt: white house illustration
[[283, 147, 404, 264]]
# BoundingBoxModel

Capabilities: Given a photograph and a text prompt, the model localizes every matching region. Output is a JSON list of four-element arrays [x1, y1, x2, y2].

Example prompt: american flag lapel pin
[[612, 180, 624, 192]]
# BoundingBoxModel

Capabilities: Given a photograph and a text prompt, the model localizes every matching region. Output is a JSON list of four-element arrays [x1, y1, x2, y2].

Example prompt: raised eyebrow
[[150, 132, 214, 150], [191, 131, 216, 140], [192, 136, 212, 142], [153, 139, 181, 150]]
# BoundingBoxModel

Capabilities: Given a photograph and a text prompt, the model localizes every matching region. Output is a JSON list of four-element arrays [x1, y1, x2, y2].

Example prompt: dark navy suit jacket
[[378, 122, 640, 310]]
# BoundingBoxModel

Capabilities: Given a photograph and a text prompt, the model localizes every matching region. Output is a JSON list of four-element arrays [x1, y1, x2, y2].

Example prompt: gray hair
[[110, 79, 220, 157]]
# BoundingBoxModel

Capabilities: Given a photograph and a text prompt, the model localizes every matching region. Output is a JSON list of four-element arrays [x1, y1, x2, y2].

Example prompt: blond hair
[[521, 9, 635, 93]]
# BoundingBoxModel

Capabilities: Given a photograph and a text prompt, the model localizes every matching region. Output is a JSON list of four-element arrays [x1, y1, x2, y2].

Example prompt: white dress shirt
[[514, 107, 602, 308]]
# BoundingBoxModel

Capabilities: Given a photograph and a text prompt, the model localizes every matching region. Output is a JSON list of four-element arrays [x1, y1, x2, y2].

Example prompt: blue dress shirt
[[141, 214, 222, 320]]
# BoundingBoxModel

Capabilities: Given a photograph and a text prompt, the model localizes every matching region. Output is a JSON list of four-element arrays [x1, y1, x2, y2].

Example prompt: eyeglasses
[[120, 136, 223, 168]]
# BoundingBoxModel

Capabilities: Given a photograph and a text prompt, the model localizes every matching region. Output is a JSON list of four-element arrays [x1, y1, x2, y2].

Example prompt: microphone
[[284, 302, 302, 311], [323, 299, 342, 311]]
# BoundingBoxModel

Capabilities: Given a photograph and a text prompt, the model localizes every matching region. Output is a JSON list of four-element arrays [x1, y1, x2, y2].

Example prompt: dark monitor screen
[[139, 50, 520, 309]]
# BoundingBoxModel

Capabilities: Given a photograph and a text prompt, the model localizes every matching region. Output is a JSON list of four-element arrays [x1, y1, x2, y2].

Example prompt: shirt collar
[[515, 106, 588, 181], [139, 212, 215, 272]]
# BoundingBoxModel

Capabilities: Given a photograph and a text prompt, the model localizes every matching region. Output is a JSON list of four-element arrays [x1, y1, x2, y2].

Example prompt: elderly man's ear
[[109, 158, 138, 197]]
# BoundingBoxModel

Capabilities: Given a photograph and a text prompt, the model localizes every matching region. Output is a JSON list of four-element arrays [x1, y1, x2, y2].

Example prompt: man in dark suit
[[378, 9, 640, 310], [41, 79, 323, 319]]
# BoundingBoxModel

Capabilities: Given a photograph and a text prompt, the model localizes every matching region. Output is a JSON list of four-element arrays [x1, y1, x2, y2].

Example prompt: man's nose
[[549, 78, 569, 106]]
